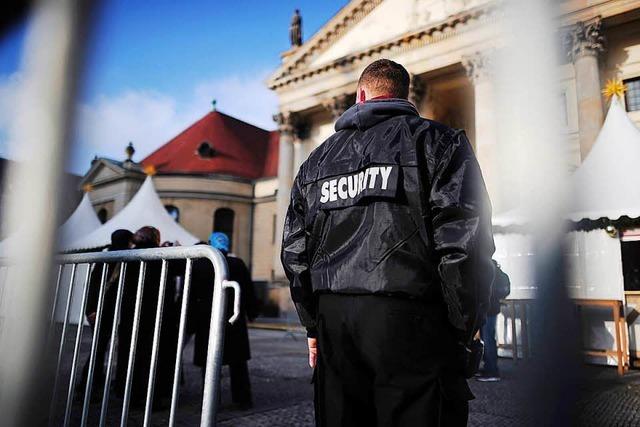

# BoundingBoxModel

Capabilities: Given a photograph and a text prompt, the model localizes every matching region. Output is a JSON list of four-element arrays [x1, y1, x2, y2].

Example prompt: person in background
[[78, 229, 132, 397], [190, 232, 258, 410], [477, 260, 511, 382], [116, 226, 179, 410]]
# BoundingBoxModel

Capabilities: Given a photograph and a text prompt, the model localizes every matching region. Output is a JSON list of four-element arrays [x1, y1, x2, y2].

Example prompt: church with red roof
[[80, 108, 281, 289], [142, 110, 279, 179]]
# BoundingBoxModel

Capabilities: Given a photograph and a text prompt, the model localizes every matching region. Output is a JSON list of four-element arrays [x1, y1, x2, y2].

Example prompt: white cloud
[[71, 90, 188, 172], [0, 70, 279, 175], [192, 72, 278, 130]]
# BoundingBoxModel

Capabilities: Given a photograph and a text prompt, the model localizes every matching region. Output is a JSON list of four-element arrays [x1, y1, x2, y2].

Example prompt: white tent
[[59, 192, 103, 246], [0, 192, 101, 256], [569, 96, 640, 222], [64, 176, 198, 251], [495, 97, 640, 225]]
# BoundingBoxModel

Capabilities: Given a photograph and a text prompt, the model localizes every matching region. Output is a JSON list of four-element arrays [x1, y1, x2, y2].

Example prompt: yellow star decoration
[[143, 164, 157, 176], [82, 183, 93, 193], [602, 79, 626, 99]]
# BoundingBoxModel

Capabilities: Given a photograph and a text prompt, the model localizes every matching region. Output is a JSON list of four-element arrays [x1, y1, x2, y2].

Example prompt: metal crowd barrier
[[41, 245, 240, 427]]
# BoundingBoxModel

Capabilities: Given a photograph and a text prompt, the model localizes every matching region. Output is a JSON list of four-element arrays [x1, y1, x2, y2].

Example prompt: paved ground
[[53, 327, 640, 426]]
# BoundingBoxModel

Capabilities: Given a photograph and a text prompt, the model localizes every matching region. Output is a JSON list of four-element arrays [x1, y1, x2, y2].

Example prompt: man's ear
[[358, 88, 366, 104]]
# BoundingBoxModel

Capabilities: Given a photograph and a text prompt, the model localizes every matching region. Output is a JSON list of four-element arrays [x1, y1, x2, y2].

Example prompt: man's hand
[[87, 312, 96, 327], [308, 338, 317, 368]]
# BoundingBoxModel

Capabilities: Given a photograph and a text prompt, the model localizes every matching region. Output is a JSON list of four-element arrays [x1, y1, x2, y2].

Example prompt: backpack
[[492, 264, 511, 301]]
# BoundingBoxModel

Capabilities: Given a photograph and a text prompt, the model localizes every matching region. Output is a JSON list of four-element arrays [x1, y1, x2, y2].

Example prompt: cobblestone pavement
[[54, 327, 640, 426]]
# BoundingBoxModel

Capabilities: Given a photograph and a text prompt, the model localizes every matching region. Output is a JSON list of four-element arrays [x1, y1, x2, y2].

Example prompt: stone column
[[324, 93, 353, 121], [566, 18, 606, 160], [463, 51, 500, 211], [293, 140, 306, 178], [409, 73, 426, 109], [272, 111, 298, 280]]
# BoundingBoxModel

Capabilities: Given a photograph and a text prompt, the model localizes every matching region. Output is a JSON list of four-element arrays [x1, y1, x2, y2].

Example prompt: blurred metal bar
[[81, 263, 108, 426], [49, 264, 77, 421], [143, 259, 168, 427], [99, 262, 127, 426], [0, 0, 95, 424], [63, 264, 93, 427], [496, 1, 579, 425], [49, 265, 64, 325], [169, 259, 193, 426], [121, 261, 146, 426]]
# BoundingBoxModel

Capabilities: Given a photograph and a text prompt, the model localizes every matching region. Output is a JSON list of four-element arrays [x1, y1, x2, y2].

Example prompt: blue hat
[[209, 232, 230, 253]]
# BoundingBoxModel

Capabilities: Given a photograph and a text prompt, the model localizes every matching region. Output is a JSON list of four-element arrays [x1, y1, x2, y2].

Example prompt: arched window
[[213, 208, 234, 251], [165, 205, 180, 222], [97, 208, 108, 224]]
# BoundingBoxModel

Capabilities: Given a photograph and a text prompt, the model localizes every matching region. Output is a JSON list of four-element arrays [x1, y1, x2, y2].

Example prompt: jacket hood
[[335, 98, 419, 132]]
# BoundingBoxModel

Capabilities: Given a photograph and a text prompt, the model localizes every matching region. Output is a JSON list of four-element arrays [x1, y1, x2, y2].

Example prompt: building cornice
[[268, 3, 499, 92], [252, 195, 277, 204], [157, 191, 254, 204], [559, 0, 640, 27], [153, 172, 255, 185]]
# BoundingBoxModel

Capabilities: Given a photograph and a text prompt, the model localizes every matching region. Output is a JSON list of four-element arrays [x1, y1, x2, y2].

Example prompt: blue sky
[[0, 1, 348, 174]]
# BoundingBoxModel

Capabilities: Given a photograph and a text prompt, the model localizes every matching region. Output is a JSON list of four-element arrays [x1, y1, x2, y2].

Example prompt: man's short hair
[[357, 59, 411, 100]]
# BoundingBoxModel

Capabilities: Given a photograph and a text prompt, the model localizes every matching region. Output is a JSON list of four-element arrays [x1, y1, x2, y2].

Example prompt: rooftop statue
[[290, 9, 302, 47]]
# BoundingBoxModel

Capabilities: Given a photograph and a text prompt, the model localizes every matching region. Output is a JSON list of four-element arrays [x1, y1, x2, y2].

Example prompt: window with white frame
[[624, 77, 640, 112]]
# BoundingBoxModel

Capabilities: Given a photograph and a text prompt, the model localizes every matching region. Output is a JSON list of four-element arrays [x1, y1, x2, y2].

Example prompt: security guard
[[282, 59, 495, 426]]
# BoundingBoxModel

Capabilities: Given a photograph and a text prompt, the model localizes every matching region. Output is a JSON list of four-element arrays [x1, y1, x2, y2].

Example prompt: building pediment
[[80, 158, 144, 188], [268, 0, 494, 91]]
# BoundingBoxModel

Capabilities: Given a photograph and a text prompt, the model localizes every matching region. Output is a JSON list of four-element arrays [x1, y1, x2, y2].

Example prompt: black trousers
[[229, 361, 252, 404], [202, 360, 252, 405], [78, 308, 115, 397], [315, 294, 473, 427]]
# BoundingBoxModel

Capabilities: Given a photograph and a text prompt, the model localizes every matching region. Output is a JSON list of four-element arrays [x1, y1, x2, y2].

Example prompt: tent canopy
[[59, 192, 102, 246], [64, 176, 199, 251], [569, 96, 640, 222], [495, 97, 640, 228], [0, 193, 101, 256]]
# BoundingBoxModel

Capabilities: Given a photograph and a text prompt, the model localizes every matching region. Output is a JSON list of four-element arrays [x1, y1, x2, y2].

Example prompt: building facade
[[80, 110, 282, 311], [266, 0, 640, 307], [80, 0, 640, 316]]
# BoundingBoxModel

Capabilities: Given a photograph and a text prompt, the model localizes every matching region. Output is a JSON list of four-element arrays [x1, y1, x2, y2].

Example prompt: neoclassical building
[[80, 110, 281, 312], [266, 0, 640, 311]]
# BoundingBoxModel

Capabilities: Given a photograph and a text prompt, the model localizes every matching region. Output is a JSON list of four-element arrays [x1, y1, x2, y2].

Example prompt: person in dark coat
[[282, 59, 495, 426], [115, 226, 179, 410], [477, 260, 511, 382], [190, 232, 258, 409], [78, 229, 132, 396]]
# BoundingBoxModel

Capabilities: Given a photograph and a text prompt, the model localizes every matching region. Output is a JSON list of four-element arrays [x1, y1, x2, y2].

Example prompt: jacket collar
[[335, 98, 418, 132]]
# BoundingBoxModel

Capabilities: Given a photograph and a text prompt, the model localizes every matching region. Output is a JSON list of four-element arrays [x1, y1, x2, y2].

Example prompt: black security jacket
[[281, 99, 495, 342]]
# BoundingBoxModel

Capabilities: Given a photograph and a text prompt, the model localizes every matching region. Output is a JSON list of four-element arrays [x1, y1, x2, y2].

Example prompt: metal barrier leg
[[64, 264, 94, 427], [121, 261, 146, 426], [99, 263, 127, 426], [49, 264, 77, 423], [169, 259, 193, 426], [81, 263, 109, 426], [201, 257, 232, 426], [143, 260, 168, 426]]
